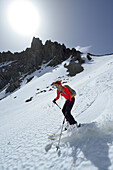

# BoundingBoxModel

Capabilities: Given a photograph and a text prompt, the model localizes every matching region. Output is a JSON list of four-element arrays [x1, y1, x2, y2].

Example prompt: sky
[[0, 0, 113, 55]]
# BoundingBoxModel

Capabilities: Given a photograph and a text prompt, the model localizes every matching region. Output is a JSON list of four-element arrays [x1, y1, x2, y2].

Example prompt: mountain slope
[[0, 54, 113, 170]]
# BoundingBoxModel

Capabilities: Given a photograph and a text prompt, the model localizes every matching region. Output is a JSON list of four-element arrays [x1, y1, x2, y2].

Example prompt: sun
[[7, 0, 40, 36]]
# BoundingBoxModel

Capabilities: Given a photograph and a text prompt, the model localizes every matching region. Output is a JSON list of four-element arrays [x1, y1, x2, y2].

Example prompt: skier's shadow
[[62, 122, 113, 170]]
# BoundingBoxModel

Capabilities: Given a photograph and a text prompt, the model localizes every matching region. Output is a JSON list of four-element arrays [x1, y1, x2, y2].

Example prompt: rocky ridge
[[0, 37, 87, 95]]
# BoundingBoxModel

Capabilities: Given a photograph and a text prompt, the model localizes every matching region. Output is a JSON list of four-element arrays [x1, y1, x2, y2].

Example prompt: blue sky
[[0, 0, 113, 54]]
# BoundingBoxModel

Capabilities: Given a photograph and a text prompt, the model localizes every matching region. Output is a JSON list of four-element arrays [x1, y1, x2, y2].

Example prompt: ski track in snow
[[0, 55, 113, 169]]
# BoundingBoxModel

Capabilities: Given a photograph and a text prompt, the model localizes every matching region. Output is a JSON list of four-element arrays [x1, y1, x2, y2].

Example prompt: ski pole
[[55, 102, 61, 109], [51, 101, 62, 135], [53, 101, 65, 150], [56, 117, 65, 151]]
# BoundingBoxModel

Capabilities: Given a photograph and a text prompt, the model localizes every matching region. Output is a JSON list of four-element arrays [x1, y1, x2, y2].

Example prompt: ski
[[47, 123, 81, 140], [47, 130, 66, 140], [47, 133, 62, 140], [47, 134, 58, 140]]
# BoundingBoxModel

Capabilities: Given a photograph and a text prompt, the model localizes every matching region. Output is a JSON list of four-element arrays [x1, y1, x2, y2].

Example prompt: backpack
[[59, 85, 76, 97]]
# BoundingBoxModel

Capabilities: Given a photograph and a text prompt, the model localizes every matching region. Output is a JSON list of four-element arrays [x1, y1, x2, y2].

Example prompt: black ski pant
[[62, 97, 77, 125]]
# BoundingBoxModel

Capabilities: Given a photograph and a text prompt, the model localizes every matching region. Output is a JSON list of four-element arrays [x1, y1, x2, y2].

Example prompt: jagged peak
[[31, 37, 43, 50]]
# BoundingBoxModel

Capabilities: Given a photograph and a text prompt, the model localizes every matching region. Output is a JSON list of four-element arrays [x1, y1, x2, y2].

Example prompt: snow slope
[[0, 54, 113, 170]]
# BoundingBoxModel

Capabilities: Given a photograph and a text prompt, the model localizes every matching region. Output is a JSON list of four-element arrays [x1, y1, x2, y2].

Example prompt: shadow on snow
[[62, 122, 113, 170]]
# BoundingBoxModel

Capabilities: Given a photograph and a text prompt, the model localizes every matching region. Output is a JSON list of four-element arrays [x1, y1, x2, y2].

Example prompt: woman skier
[[52, 80, 80, 128]]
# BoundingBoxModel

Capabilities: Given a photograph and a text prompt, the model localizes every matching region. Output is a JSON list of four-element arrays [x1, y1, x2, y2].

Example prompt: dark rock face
[[64, 61, 84, 76], [87, 54, 92, 60], [63, 51, 84, 76], [6, 80, 21, 93], [0, 37, 85, 93]]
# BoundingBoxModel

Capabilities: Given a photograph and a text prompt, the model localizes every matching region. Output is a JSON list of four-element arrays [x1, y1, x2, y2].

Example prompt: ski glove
[[53, 99, 56, 104]]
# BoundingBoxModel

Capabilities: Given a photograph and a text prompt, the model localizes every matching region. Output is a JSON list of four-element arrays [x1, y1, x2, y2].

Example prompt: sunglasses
[[55, 84, 59, 87]]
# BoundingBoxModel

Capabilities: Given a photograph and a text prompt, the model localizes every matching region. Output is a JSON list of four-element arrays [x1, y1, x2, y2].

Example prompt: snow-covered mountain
[[0, 54, 113, 170]]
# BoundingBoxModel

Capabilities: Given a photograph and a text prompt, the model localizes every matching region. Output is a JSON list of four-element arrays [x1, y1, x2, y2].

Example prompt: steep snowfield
[[0, 55, 113, 170]]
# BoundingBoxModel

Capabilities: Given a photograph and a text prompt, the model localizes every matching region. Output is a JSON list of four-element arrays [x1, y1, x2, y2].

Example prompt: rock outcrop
[[0, 37, 86, 94]]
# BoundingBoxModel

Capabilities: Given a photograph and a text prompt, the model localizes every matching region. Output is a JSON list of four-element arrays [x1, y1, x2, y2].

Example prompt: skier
[[52, 80, 80, 129]]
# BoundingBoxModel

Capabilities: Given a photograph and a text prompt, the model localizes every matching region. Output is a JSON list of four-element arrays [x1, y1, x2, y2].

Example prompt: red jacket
[[55, 86, 72, 101]]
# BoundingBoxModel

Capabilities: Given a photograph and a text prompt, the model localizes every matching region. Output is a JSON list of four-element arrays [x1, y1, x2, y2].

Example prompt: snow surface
[[0, 54, 113, 170]]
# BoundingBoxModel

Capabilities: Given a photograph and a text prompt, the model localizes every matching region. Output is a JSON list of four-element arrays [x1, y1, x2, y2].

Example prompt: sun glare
[[7, 0, 40, 36]]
